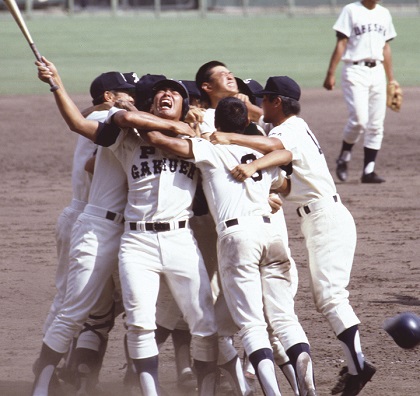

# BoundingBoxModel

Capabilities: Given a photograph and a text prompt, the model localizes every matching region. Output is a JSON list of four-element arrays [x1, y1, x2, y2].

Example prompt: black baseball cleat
[[331, 361, 376, 396], [336, 159, 348, 182], [361, 172, 385, 184]]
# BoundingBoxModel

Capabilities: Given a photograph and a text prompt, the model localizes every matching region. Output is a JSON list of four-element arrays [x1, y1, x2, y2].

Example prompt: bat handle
[[30, 43, 59, 92]]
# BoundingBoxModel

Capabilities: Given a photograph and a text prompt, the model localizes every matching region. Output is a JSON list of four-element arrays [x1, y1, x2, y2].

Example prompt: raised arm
[[36, 57, 196, 143], [36, 57, 99, 141]]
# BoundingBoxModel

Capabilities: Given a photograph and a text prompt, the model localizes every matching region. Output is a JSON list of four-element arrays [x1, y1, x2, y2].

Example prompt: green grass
[[1, 12, 419, 95]]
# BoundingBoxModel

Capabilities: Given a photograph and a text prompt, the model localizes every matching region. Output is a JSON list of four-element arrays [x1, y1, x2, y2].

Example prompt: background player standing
[[323, 0, 398, 184]]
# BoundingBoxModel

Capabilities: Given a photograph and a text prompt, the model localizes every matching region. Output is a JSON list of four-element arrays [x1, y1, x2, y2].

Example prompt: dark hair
[[267, 94, 301, 116], [195, 60, 226, 105], [215, 97, 248, 133]]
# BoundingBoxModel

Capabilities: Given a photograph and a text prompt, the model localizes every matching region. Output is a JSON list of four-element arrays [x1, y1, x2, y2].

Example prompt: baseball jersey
[[200, 108, 216, 135], [190, 138, 278, 225], [71, 133, 97, 203], [104, 124, 198, 222], [268, 116, 337, 206], [334, 1, 397, 62], [85, 110, 128, 214]]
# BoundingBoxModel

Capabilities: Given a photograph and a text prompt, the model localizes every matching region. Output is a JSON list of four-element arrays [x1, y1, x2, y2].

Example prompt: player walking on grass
[[36, 58, 218, 396], [323, 0, 398, 184], [211, 76, 376, 396], [142, 96, 318, 396]]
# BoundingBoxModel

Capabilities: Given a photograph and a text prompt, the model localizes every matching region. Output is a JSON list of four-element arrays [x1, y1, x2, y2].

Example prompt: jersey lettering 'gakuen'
[[353, 23, 386, 36], [131, 145, 197, 180]]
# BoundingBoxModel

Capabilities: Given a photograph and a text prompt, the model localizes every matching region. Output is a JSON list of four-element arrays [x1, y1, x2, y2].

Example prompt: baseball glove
[[386, 80, 403, 112]]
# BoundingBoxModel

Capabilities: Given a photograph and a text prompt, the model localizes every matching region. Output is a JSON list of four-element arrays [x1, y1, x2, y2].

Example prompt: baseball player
[[42, 71, 134, 335], [323, 0, 398, 184], [142, 96, 318, 396], [212, 76, 376, 396], [195, 62, 302, 395], [194, 61, 268, 395], [42, 125, 96, 337], [39, 71, 136, 389], [195, 60, 263, 138], [32, 70, 136, 396], [37, 59, 219, 396]]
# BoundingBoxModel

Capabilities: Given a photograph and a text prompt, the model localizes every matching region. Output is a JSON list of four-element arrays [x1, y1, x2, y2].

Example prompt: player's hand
[[323, 74, 335, 91], [36, 57, 60, 85], [175, 121, 196, 138], [234, 93, 250, 104], [115, 99, 137, 111], [209, 131, 232, 145], [184, 106, 205, 136], [230, 163, 256, 181], [268, 193, 283, 214]]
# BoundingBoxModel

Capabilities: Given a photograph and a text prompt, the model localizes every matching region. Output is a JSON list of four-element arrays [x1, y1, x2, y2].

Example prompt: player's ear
[[202, 82, 212, 95], [103, 91, 114, 103]]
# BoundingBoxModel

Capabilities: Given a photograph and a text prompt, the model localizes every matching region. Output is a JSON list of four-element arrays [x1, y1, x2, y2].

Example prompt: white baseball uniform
[[199, 108, 217, 136], [44, 110, 127, 354], [268, 115, 360, 335], [199, 106, 300, 370], [334, 1, 397, 150], [105, 123, 217, 363], [42, 120, 97, 334], [189, 137, 309, 355]]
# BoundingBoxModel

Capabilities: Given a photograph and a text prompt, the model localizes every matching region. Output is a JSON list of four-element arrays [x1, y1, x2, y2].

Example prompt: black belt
[[297, 195, 338, 217], [353, 61, 377, 68], [105, 211, 124, 222], [225, 216, 271, 228], [129, 220, 186, 232]]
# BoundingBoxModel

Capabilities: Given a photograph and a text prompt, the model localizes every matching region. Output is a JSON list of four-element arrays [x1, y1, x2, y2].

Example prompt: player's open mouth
[[160, 98, 172, 109]]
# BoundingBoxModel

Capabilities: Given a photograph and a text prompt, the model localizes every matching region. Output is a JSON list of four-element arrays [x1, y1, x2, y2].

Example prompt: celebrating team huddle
[[30, 2, 400, 396]]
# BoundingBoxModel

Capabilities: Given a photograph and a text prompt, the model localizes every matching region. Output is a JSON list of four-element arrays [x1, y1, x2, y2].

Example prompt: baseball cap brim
[[112, 81, 136, 91], [253, 89, 279, 97], [152, 79, 189, 99]]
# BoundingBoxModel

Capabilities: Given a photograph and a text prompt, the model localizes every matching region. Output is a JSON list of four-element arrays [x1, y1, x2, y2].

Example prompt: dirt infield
[[0, 87, 419, 396]]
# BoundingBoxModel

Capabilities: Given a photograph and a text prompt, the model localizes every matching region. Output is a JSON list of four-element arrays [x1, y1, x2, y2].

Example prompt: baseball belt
[[84, 204, 125, 224], [296, 194, 340, 218], [128, 220, 188, 232], [352, 60, 379, 68]]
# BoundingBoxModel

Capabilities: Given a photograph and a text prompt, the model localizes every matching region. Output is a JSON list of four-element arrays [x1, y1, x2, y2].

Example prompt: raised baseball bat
[[4, 0, 59, 92]]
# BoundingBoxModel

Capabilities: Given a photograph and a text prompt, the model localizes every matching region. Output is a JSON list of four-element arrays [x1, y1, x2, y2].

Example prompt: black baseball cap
[[135, 74, 167, 111], [236, 77, 264, 106], [90, 72, 135, 102], [179, 80, 201, 99], [255, 76, 301, 101], [123, 72, 140, 85], [152, 79, 190, 120], [152, 79, 189, 100]]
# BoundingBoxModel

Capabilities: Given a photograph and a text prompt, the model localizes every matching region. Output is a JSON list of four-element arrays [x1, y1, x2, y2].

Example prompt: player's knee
[[191, 333, 218, 362]]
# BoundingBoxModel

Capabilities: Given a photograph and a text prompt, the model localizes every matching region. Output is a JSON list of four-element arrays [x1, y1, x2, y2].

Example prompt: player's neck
[[273, 114, 294, 127], [361, 0, 377, 10]]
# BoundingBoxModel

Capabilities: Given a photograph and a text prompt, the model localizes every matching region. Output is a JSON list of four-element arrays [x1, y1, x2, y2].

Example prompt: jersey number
[[306, 128, 323, 155], [241, 153, 262, 182]]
